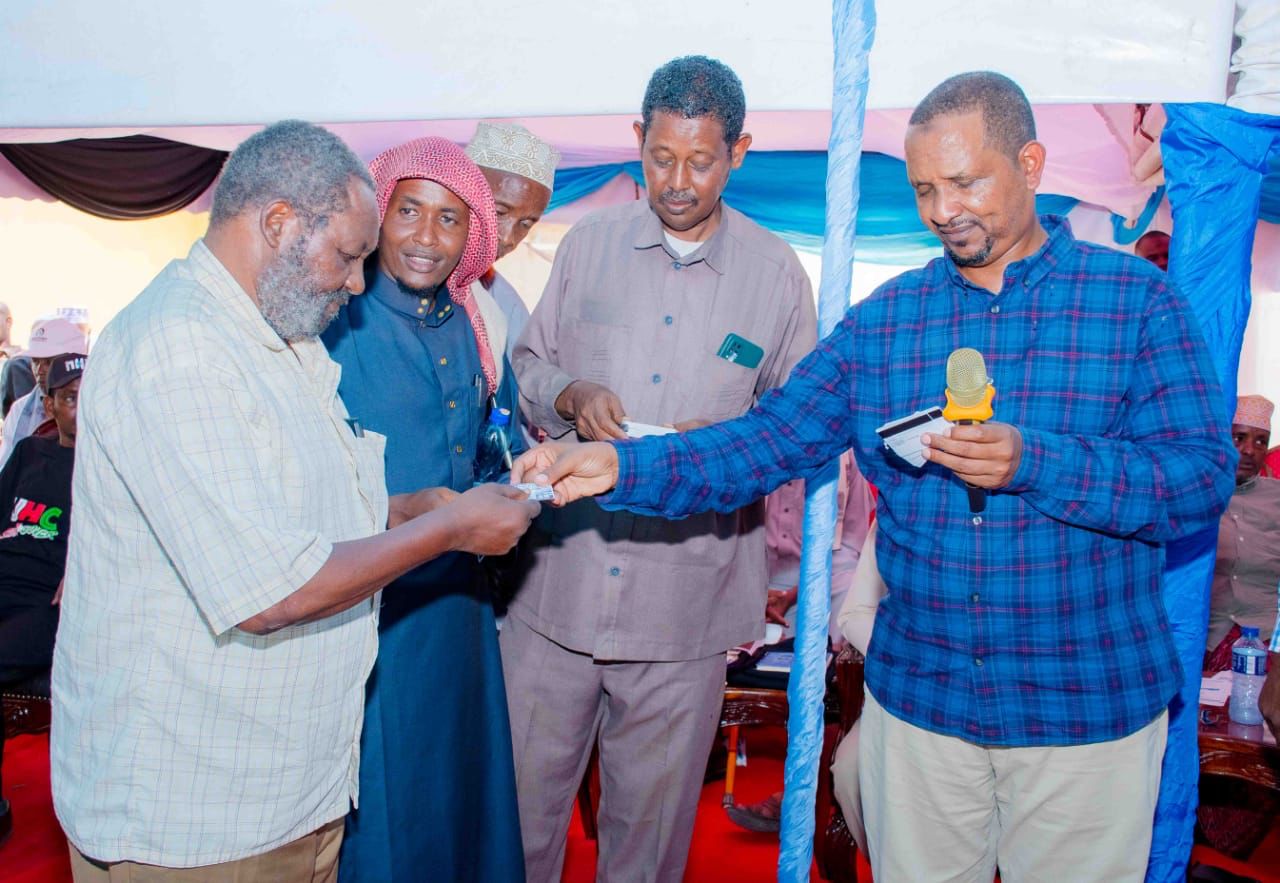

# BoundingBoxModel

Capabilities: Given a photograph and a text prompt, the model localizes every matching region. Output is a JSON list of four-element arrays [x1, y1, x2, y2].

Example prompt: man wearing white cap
[[465, 121, 559, 369], [1206, 394, 1280, 656], [0, 318, 88, 468], [1201, 393, 1280, 852]]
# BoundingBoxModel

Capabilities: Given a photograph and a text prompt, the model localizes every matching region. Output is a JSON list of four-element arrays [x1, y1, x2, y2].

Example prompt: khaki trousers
[[68, 818, 343, 883], [859, 692, 1167, 883], [829, 717, 868, 856], [500, 614, 725, 883]]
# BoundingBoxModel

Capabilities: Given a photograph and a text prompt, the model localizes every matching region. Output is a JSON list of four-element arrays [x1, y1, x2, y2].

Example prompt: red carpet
[[3, 733, 69, 883], [1, 726, 1274, 883], [562, 728, 848, 882]]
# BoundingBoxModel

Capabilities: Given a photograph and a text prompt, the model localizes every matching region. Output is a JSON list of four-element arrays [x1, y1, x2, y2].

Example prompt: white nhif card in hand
[[621, 420, 677, 438], [876, 407, 951, 468]]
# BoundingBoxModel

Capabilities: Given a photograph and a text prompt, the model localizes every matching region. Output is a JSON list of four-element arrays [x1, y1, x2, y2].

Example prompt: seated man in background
[[1134, 229, 1170, 272], [0, 353, 83, 846], [0, 318, 87, 467], [1200, 393, 1280, 857], [465, 121, 559, 365], [727, 450, 874, 834], [1206, 394, 1280, 666]]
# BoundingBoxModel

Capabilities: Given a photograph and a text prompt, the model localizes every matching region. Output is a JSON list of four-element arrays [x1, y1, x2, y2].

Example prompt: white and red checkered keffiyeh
[[369, 137, 501, 394]]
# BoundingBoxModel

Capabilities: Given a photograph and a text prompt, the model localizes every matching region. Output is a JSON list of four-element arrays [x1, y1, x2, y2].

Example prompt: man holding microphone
[[514, 71, 1234, 882]]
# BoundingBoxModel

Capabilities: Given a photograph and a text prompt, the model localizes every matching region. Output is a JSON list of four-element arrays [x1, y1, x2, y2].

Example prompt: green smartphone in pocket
[[717, 333, 764, 369]]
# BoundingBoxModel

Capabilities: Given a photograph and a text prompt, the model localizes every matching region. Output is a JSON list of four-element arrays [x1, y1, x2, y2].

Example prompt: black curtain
[[0, 135, 227, 220]]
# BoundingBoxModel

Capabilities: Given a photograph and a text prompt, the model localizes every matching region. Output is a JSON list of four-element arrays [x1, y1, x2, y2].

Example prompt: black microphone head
[[946, 348, 990, 408]]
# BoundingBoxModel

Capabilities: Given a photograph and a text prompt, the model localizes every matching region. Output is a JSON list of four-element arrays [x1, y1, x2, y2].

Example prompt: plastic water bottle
[[1229, 626, 1269, 726], [474, 407, 514, 484]]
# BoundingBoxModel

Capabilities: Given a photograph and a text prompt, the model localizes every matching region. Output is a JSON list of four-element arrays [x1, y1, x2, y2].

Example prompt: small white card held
[[622, 420, 677, 438], [876, 407, 951, 468]]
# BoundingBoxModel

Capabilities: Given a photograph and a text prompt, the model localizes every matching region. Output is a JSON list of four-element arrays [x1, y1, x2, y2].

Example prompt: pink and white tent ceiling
[[0, 0, 1236, 219]]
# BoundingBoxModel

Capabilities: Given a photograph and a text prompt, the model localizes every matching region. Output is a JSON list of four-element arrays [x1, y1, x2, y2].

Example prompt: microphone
[[942, 348, 995, 514]]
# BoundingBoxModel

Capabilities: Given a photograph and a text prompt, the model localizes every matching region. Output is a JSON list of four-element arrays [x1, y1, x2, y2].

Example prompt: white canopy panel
[[0, 0, 1234, 127]]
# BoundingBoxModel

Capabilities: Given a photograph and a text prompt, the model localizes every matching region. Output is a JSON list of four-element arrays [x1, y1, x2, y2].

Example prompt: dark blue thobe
[[323, 267, 524, 882]]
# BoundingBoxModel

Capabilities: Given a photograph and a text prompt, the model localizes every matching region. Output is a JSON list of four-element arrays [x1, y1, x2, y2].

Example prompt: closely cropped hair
[[641, 55, 746, 148], [210, 120, 373, 229], [909, 71, 1037, 161]]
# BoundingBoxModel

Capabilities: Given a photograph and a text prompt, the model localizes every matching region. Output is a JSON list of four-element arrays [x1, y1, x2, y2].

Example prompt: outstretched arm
[[513, 310, 860, 519]]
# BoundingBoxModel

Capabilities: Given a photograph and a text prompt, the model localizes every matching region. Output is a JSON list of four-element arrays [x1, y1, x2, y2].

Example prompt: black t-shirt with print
[[0, 434, 74, 606]]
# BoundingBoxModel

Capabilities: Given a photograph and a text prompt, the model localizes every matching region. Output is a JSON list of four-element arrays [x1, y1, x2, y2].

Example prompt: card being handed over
[[875, 407, 951, 468]]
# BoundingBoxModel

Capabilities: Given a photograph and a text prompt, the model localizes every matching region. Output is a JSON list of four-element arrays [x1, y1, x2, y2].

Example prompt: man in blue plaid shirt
[[513, 72, 1234, 881]]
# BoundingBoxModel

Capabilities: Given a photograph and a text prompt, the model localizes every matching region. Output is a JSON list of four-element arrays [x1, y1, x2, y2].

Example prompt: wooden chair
[[720, 684, 790, 808], [815, 646, 865, 882], [718, 646, 866, 881], [2, 670, 51, 741]]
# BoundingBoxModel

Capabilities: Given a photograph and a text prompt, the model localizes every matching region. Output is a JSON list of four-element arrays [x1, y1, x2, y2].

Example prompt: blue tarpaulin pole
[[1147, 103, 1280, 883], [777, 0, 876, 879]]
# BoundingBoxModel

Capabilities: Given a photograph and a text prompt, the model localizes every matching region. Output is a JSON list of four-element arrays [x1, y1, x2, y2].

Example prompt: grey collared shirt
[[512, 199, 817, 661], [1208, 475, 1280, 648]]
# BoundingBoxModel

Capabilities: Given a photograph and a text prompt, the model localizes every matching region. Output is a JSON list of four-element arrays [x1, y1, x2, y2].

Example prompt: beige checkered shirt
[[52, 240, 388, 867]]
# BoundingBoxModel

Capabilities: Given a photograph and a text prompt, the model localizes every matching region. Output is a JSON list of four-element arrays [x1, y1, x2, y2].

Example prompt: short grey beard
[[944, 234, 996, 268], [256, 236, 350, 342]]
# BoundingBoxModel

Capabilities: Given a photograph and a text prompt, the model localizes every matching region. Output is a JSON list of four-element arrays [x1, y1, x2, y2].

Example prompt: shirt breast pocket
[[699, 356, 760, 421], [562, 319, 631, 388]]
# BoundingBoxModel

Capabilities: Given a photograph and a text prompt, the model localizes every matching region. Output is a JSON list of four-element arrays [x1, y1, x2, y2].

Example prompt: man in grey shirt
[[507, 55, 817, 883]]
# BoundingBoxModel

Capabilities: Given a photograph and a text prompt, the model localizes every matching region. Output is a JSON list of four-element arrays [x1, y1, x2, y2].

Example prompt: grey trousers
[[500, 615, 725, 883]]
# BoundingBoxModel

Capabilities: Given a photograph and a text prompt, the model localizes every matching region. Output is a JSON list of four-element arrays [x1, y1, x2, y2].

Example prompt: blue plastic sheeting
[[1259, 150, 1280, 224], [776, 1, 876, 880], [1147, 103, 1280, 883], [551, 152, 1084, 263]]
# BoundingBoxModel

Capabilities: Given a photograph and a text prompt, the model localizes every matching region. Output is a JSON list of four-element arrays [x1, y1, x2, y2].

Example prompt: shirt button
[[439, 357, 448, 366], [990, 305, 1000, 314], [651, 373, 662, 384], [417, 308, 425, 314], [971, 593, 980, 603], [974, 657, 985, 667], [672, 262, 683, 270], [454, 445, 464, 454], [664, 315, 674, 326], [609, 567, 621, 576], [448, 400, 456, 409]]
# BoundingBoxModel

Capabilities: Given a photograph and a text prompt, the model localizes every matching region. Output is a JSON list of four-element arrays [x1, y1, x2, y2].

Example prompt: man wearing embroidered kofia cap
[[465, 121, 560, 369]]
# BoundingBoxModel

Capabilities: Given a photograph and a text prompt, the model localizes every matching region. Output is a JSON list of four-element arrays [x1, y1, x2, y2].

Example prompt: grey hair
[[909, 71, 1037, 162], [209, 120, 373, 229], [641, 55, 746, 148]]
